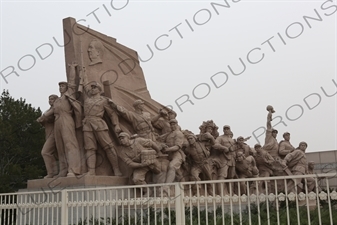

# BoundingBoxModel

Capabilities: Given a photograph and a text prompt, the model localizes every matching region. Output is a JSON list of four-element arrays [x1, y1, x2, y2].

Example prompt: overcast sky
[[0, 0, 336, 152]]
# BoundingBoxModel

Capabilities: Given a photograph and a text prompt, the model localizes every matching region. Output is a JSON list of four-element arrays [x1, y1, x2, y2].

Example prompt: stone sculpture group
[[37, 79, 315, 195], [36, 18, 316, 196]]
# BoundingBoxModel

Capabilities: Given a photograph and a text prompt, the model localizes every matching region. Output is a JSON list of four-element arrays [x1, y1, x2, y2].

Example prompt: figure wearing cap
[[253, 144, 274, 176], [81, 69, 122, 176], [212, 125, 236, 195], [235, 152, 259, 194], [278, 132, 295, 159], [253, 143, 274, 192], [112, 99, 156, 141], [282, 141, 308, 171], [44, 62, 82, 177], [186, 133, 214, 195], [151, 107, 177, 135], [231, 136, 254, 157], [117, 132, 167, 190], [282, 141, 315, 193], [161, 119, 186, 184], [262, 105, 280, 159]]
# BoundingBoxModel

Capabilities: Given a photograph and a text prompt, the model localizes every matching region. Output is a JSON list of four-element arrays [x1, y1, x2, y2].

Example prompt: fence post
[[175, 183, 185, 225], [61, 189, 68, 225]]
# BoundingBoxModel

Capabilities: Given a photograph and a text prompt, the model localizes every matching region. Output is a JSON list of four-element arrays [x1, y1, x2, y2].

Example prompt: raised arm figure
[[262, 105, 279, 159], [151, 108, 171, 135], [51, 62, 82, 177], [113, 99, 157, 141], [80, 66, 122, 176]]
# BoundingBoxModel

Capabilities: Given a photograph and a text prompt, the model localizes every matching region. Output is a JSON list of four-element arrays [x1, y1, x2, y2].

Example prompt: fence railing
[[1, 173, 336, 225]]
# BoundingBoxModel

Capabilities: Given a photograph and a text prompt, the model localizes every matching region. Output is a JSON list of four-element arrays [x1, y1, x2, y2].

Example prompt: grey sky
[[0, 0, 336, 152]]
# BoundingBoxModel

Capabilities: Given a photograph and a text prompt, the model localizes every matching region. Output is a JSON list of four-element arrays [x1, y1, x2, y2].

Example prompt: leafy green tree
[[0, 90, 45, 193]]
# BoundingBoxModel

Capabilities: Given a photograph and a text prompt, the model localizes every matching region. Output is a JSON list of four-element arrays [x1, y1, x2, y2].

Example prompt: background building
[[306, 150, 337, 190]]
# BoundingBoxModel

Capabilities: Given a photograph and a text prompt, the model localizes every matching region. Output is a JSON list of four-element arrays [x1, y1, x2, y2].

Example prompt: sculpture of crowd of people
[[37, 62, 316, 196]]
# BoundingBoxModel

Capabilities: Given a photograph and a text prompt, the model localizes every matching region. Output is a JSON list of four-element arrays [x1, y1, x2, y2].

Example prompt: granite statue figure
[[212, 125, 236, 195], [37, 94, 59, 179], [43, 62, 82, 177], [278, 132, 295, 159], [80, 66, 122, 176], [235, 152, 259, 194], [112, 99, 156, 141], [186, 134, 213, 194], [118, 132, 167, 191], [281, 141, 315, 193], [161, 119, 186, 184], [263, 105, 279, 159]]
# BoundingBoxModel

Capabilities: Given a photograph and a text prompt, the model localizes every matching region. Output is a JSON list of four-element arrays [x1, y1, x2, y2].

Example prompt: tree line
[[0, 90, 45, 193]]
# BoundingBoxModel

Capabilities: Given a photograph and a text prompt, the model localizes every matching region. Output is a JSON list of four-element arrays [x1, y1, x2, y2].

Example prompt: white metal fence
[[1, 173, 337, 225]]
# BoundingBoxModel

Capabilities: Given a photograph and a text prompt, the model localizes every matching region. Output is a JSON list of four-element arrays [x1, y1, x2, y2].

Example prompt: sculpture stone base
[[26, 175, 129, 190]]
